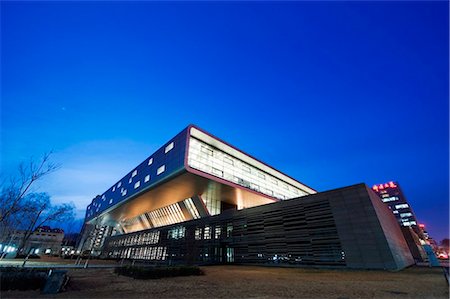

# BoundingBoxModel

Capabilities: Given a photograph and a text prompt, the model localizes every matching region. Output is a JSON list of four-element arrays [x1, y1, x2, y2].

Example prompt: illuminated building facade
[[2, 226, 64, 257], [371, 181, 427, 262], [79, 125, 316, 254], [371, 181, 419, 228], [79, 126, 414, 270]]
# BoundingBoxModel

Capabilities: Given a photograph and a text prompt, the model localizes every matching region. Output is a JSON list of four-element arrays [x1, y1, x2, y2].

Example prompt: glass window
[[165, 142, 174, 153], [117, 182, 122, 188], [212, 168, 223, 177], [242, 165, 251, 173], [250, 183, 260, 192], [134, 181, 141, 189], [167, 226, 185, 239], [382, 196, 399, 202], [395, 204, 409, 209], [201, 146, 213, 156], [226, 223, 233, 237], [157, 165, 165, 175], [195, 228, 202, 240], [204, 226, 211, 239], [109, 199, 113, 204], [132, 170, 138, 177], [148, 158, 153, 165], [258, 172, 265, 179], [215, 226, 221, 239], [144, 175, 150, 183], [224, 156, 233, 165]]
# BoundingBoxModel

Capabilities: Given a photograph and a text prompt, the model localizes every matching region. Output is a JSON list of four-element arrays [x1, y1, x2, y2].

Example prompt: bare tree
[[0, 152, 59, 225], [16, 192, 75, 255], [0, 152, 69, 262]]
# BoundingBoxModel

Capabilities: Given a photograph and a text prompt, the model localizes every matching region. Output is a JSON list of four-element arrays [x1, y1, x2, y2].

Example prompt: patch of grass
[[114, 265, 204, 279], [0, 267, 48, 291]]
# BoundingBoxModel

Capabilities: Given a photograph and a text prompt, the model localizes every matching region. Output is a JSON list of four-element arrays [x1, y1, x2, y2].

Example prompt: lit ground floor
[[101, 184, 414, 270], [2, 264, 448, 299]]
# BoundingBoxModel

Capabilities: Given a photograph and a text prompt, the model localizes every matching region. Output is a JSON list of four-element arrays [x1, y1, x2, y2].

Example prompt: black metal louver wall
[[103, 191, 345, 267]]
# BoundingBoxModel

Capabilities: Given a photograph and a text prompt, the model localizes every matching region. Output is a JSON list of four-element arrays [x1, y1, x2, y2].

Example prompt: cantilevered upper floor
[[84, 125, 316, 231]]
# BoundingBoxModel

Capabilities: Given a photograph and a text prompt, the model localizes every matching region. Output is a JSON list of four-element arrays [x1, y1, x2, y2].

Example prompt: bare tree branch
[[16, 193, 75, 254], [0, 152, 60, 224], [0, 152, 72, 259]]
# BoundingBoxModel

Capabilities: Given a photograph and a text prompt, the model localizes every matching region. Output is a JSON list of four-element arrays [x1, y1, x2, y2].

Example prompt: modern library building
[[78, 125, 414, 270]]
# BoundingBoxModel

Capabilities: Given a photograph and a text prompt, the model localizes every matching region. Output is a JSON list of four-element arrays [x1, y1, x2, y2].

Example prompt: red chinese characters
[[372, 181, 397, 192]]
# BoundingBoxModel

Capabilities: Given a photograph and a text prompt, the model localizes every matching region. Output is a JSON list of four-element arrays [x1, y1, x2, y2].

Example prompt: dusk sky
[[1, 2, 448, 241]]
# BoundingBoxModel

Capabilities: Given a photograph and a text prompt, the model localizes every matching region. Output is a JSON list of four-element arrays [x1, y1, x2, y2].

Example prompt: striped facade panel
[[101, 184, 413, 270]]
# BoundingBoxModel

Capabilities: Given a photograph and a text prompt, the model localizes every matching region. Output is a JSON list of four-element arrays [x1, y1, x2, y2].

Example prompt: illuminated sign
[[419, 224, 425, 228], [372, 181, 397, 192]]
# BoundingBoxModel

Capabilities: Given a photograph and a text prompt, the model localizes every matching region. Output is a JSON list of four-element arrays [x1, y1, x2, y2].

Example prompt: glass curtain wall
[[188, 137, 309, 201]]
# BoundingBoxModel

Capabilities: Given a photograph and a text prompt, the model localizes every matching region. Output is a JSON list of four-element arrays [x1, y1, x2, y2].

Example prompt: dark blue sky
[[2, 2, 448, 240]]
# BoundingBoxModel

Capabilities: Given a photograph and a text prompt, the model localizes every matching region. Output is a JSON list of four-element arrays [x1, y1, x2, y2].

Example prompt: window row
[[395, 204, 409, 209], [188, 137, 308, 200], [110, 231, 160, 247], [111, 246, 167, 261], [194, 224, 233, 240], [382, 196, 399, 203], [89, 163, 169, 215], [89, 141, 176, 215], [167, 226, 186, 240]]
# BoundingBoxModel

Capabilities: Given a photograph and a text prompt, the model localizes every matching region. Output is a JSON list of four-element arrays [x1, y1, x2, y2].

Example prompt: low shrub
[[0, 267, 48, 291], [14, 254, 41, 259], [114, 265, 204, 279]]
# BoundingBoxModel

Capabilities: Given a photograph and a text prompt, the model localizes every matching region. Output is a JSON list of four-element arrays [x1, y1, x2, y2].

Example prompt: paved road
[[0, 258, 120, 269]]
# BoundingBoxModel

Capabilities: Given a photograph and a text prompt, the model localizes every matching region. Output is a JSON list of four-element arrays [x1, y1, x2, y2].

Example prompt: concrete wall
[[328, 184, 414, 270]]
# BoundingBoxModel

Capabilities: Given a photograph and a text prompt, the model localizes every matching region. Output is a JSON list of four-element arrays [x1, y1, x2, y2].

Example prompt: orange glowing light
[[389, 181, 397, 188], [373, 181, 398, 193]]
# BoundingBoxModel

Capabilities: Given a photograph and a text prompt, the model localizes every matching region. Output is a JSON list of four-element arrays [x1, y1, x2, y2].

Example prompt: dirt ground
[[2, 264, 448, 299]]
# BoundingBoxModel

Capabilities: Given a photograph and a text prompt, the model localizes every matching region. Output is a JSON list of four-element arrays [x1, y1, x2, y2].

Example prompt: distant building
[[371, 181, 428, 262], [78, 125, 414, 270], [62, 233, 80, 247], [15, 226, 64, 256], [61, 232, 80, 257]]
